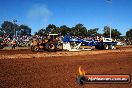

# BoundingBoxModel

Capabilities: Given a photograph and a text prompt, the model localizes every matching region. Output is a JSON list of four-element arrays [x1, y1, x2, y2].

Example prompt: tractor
[[31, 34, 63, 52]]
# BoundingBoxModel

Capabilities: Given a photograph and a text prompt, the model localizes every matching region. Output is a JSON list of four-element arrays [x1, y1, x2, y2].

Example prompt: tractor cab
[[44, 34, 59, 41]]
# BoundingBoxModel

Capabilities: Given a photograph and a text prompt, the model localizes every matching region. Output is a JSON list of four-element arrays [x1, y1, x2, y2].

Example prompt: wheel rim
[[49, 44, 55, 49], [34, 46, 39, 51], [104, 44, 108, 50], [112, 46, 116, 49]]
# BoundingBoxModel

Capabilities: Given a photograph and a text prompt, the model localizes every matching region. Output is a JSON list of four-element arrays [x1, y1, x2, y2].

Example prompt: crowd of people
[[0, 32, 131, 49], [0, 33, 33, 49]]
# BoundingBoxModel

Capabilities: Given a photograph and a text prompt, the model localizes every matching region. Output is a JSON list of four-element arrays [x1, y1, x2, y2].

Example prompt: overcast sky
[[0, 0, 132, 35]]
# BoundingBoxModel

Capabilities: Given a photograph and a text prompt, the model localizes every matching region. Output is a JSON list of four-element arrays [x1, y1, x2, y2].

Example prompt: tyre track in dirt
[[0, 48, 132, 59]]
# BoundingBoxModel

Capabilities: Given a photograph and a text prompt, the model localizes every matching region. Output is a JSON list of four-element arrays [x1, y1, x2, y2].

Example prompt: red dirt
[[0, 46, 132, 88]]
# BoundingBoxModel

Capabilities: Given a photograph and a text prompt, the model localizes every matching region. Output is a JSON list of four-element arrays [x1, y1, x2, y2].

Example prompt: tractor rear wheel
[[33, 45, 39, 52], [46, 42, 57, 52]]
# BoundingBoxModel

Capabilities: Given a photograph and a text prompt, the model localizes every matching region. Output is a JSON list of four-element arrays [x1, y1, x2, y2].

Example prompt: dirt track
[[0, 46, 132, 88]]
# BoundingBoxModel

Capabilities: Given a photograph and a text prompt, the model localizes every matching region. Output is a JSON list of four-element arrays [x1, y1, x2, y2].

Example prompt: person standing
[[11, 39, 17, 49]]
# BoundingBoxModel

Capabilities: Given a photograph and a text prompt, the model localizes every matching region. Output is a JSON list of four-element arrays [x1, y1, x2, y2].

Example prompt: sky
[[0, 0, 132, 35]]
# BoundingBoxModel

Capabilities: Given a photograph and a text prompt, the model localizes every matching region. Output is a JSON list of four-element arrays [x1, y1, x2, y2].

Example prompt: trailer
[[62, 35, 117, 51]]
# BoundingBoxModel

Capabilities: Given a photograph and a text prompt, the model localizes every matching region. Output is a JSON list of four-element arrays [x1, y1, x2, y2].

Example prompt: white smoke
[[27, 4, 52, 23]]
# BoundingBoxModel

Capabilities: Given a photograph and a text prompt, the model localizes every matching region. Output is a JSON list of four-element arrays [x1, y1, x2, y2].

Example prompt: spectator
[[11, 39, 17, 49]]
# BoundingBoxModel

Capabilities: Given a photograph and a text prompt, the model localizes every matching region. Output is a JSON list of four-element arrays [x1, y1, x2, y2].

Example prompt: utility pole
[[110, 26, 111, 38], [13, 19, 17, 37], [107, 0, 112, 38]]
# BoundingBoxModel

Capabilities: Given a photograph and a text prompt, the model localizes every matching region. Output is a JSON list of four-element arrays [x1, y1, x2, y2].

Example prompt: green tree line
[[0, 21, 132, 39], [35, 24, 125, 39]]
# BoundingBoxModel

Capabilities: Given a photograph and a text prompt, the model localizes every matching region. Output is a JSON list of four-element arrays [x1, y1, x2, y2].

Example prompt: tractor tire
[[33, 45, 39, 52], [57, 42, 63, 50], [108, 45, 116, 49], [95, 45, 99, 49], [31, 46, 35, 52], [108, 45, 112, 49], [95, 45, 103, 50], [112, 45, 116, 49], [104, 44, 109, 50], [46, 42, 57, 52]]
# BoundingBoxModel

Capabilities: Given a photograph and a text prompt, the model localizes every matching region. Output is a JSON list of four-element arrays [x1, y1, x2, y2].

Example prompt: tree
[[1, 21, 18, 36], [111, 29, 121, 38], [45, 24, 56, 34], [126, 28, 132, 38], [87, 28, 99, 37], [0, 31, 4, 36], [103, 26, 121, 38], [59, 25, 70, 36], [0, 28, 4, 36], [103, 26, 110, 37], [71, 24, 87, 37], [0, 28, 2, 31], [52, 27, 60, 34], [35, 24, 60, 36], [18, 24, 31, 36], [36, 28, 45, 36]]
